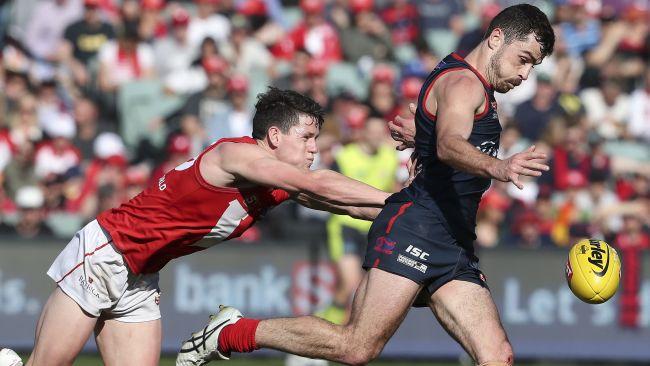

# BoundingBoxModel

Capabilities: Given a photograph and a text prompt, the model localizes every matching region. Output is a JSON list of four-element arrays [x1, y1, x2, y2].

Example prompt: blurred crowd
[[0, 0, 648, 252]]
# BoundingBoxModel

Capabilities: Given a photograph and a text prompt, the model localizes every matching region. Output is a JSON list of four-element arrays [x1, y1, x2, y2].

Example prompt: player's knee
[[338, 336, 383, 366], [340, 346, 381, 366], [477, 340, 514, 366]]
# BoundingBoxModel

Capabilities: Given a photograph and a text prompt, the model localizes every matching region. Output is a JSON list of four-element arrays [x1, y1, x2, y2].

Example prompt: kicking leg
[[94, 318, 161, 366], [27, 287, 97, 366], [177, 268, 421, 366], [256, 268, 420, 365], [428, 280, 513, 366]]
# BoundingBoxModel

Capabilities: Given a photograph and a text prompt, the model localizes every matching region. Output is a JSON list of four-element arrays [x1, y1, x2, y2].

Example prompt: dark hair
[[252, 87, 325, 139], [484, 4, 555, 57]]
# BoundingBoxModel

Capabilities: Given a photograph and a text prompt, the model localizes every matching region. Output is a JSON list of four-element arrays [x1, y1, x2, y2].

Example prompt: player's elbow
[[436, 142, 452, 163]]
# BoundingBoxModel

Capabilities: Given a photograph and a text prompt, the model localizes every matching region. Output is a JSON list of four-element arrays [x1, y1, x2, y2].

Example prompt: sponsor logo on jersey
[[397, 254, 427, 273], [476, 140, 499, 158], [158, 176, 167, 191]]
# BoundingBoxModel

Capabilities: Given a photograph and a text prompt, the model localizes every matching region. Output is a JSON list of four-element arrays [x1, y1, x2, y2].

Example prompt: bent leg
[[27, 287, 97, 366], [256, 268, 421, 365], [428, 280, 513, 366], [94, 318, 161, 366]]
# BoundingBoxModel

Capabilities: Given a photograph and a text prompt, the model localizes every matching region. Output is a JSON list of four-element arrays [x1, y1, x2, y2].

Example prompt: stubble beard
[[487, 48, 509, 93]]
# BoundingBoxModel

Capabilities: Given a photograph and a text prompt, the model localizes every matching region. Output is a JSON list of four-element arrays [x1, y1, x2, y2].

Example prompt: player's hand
[[496, 145, 549, 190], [389, 103, 417, 151], [405, 151, 421, 186]]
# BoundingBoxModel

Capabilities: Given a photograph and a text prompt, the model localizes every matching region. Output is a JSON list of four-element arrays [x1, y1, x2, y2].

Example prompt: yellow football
[[565, 238, 621, 304]]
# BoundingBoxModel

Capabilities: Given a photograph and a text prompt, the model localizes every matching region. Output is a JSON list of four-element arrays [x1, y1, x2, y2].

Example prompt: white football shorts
[[47, 220, 161, 322]]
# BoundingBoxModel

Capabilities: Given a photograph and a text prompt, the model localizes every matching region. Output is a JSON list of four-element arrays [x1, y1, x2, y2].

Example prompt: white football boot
[[0, 348, 23, 366], [176, 306, 243, 366]]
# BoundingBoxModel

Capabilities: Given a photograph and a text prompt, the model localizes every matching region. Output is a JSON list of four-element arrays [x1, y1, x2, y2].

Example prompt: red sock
[[218, 318, 260, 354]]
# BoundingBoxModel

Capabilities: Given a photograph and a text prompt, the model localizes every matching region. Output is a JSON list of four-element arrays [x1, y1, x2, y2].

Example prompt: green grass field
[[17, 354, 640, 366]]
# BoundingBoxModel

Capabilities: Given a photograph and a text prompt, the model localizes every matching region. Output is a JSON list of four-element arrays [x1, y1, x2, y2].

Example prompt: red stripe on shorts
[[385, 202, 413, 234], [56, 241, 111, 284]]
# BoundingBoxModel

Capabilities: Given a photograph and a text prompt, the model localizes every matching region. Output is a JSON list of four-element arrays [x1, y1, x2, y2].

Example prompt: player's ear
[[487, 27, 503, 51], [267, 126, 281, 148]]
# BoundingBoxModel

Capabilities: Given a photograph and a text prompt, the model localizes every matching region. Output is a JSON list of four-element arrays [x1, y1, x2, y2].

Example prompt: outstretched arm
[[218, 143, 390, 207], [291, 193, 382, 221]]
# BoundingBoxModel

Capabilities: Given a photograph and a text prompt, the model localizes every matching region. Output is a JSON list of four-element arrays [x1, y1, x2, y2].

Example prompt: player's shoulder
[[214, 139, 264, 159], [436, 69, 483, 92], [435, 69, 485, 102]]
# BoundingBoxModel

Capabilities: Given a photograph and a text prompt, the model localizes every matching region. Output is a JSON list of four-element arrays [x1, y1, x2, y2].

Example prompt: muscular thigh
[[94, 318, 162, 366], [428, 280, 512, 365], [347, 268, 422, 349], [27, 287, 97, 366]]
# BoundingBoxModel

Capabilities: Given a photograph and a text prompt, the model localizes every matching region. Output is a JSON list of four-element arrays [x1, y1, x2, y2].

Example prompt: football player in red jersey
[[26, 88, 390, 366]]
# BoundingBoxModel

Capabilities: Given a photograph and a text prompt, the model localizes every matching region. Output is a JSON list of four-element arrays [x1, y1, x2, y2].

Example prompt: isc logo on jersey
[[565, 238, 621, 304]]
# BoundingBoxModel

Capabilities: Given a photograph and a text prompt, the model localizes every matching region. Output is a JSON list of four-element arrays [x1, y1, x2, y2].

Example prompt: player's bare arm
[[433, 72, 549, 189], [206, 142, 390, 206], [291, 193, 382, 221]]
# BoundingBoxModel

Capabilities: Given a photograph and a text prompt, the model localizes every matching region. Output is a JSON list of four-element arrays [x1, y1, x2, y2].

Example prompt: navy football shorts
[[363, 198, 488, 307]]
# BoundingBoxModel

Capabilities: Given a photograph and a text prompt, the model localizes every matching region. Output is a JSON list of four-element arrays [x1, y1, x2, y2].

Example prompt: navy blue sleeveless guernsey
[[397, 53, 502, 250]]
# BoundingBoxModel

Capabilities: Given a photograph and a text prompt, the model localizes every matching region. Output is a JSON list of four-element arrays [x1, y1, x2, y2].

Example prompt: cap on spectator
[[307, 58, 328, 77], [345, 106, 368, 130], [94, 132, 126, 160], [171, 8, 190, 27], [202, 55, 228, 74], [43, 113, 76, 139], [481, 3, 501, 18], [372, 64, 396, 84], [239, 0, 267, 16], [513, 210, 541, 234], [481, 191, 509, 211], [125, 167, 149, 186], [400, 77, 423, 99], [168, 134, 191, 155], [15, 186, 44, 209], [350, 0, 373, 13], [300, 0, 325, 14], [141, 0, 165, 10], [228, 75, 249, 93], [84, 0, 101, 7]]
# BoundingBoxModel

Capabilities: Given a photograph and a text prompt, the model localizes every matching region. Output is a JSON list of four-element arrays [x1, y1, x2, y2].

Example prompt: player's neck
[[464, 45, 492, 85], [255, 138, 276, 158]]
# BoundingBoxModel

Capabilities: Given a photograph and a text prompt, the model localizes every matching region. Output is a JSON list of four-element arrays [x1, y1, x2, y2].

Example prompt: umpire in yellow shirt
[[321, 116, 399, 324]]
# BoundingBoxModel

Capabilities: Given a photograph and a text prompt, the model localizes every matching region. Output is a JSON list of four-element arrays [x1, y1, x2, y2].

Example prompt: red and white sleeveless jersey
[[97, 136, 290, 274]]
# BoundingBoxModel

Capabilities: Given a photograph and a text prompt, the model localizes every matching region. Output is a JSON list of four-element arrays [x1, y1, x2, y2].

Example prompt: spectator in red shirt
[[549, 126, 591, 191], [380, 0, 419, 45], [366, 64, 398, 121], [273, 0, 342, 62]]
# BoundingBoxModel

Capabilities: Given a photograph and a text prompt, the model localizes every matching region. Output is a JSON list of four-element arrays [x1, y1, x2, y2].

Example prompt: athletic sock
[[218, 318, 260, 353]]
